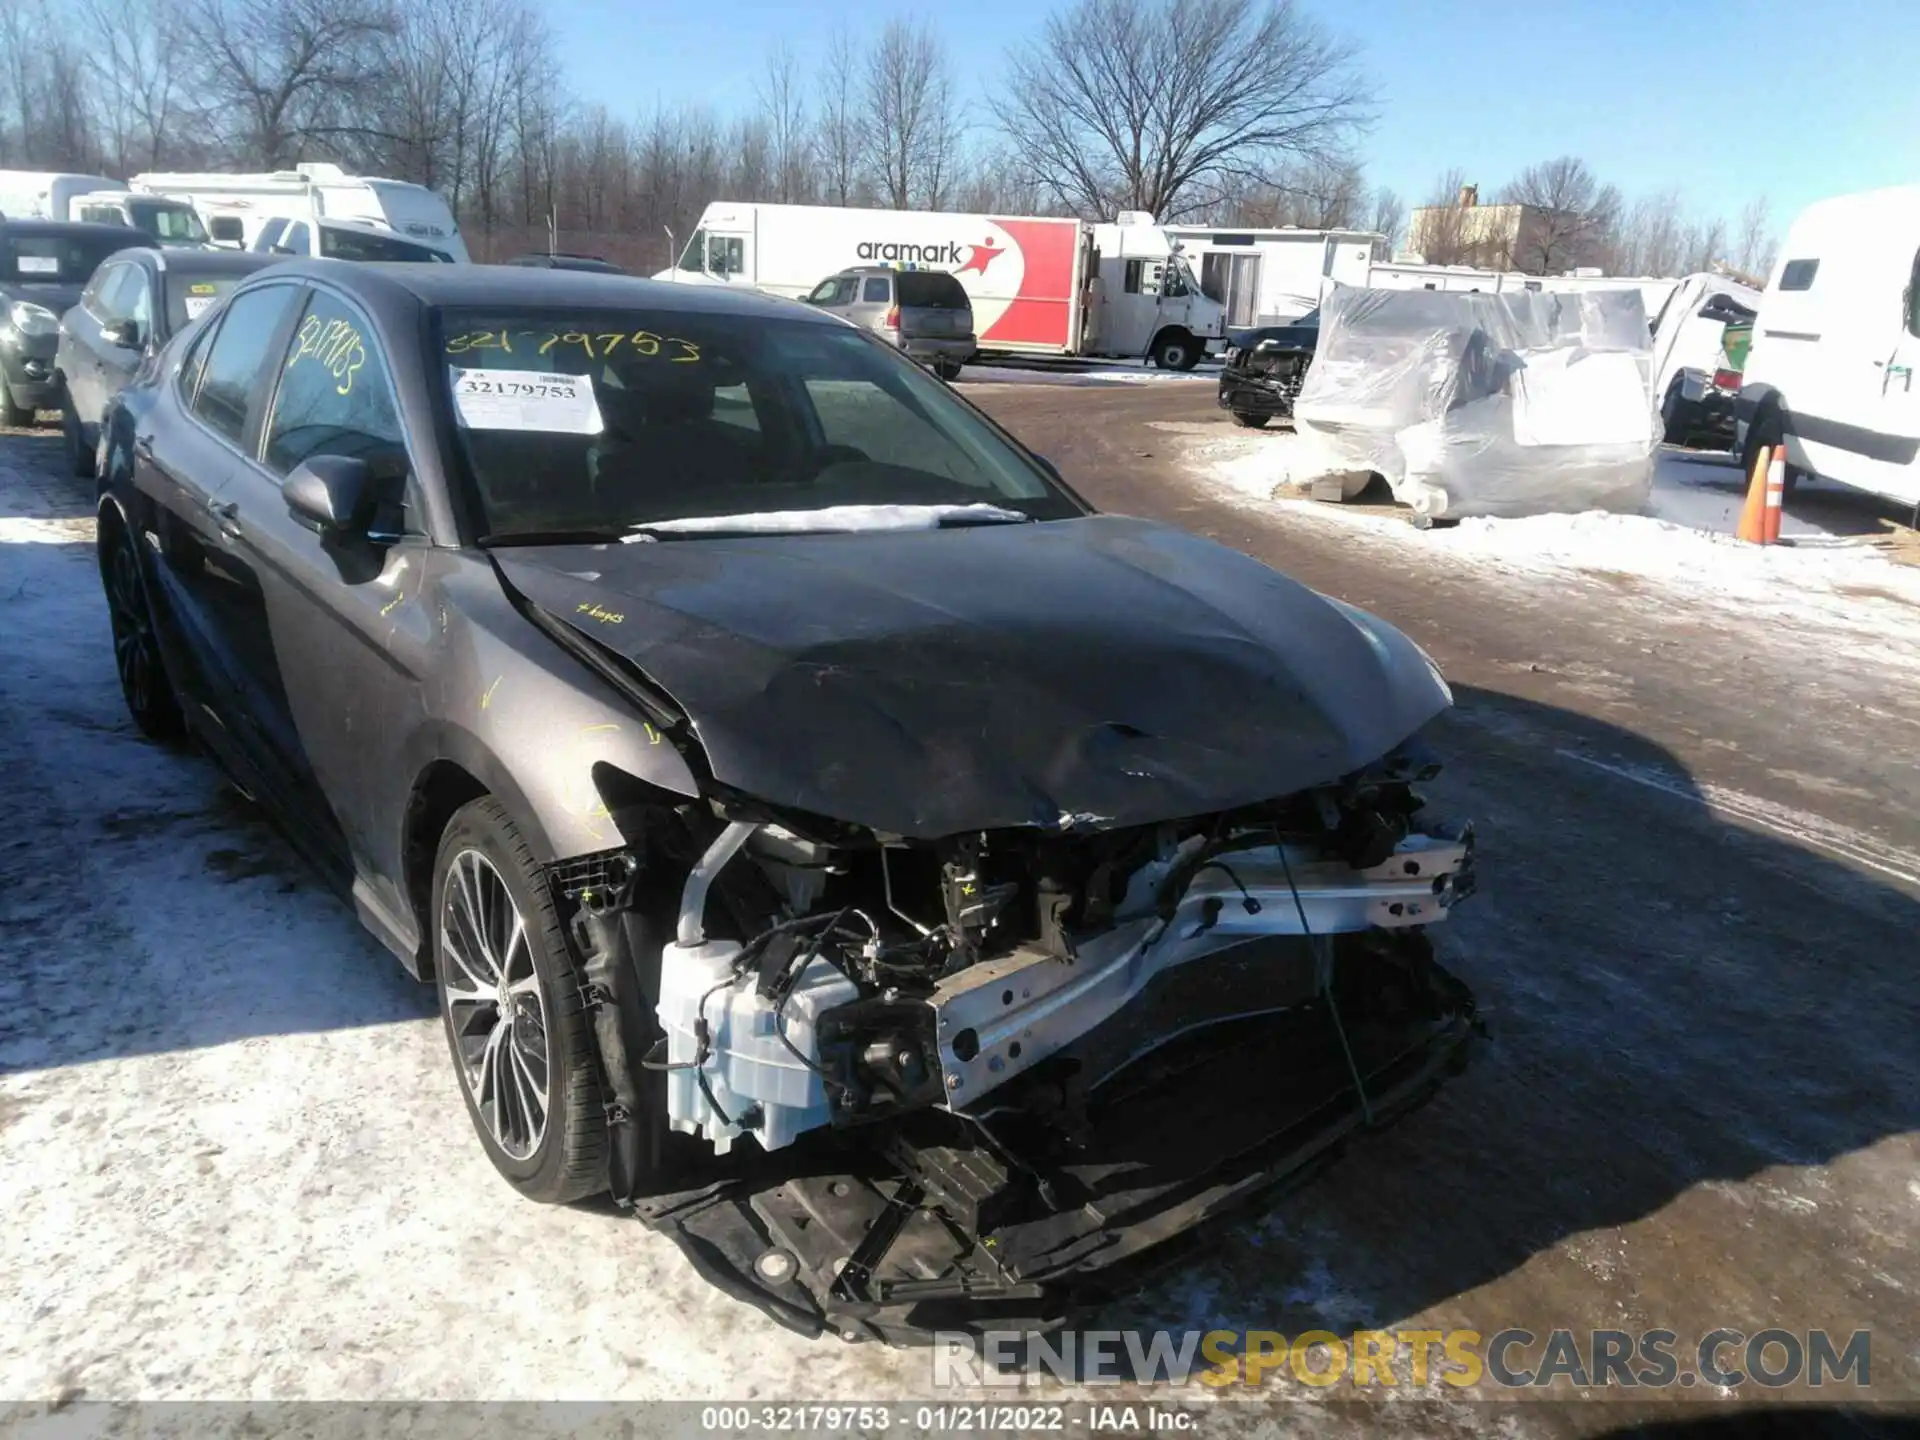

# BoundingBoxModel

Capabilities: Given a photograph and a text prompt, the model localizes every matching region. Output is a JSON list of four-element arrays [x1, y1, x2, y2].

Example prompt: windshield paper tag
[[183, 296, 217, 319], [449, 366, 603, 435], [17, 255, 58, 274]]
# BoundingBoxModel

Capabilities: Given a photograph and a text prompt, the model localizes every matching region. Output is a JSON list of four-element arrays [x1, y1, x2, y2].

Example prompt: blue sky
[[553, 0, 1918, 233]]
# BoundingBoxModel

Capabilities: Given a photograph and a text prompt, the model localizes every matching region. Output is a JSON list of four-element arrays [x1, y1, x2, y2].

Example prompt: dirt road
[[3, 375, 1916, 1428]]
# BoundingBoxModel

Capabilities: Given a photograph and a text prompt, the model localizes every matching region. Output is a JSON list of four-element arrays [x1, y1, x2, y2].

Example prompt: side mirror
[[284, 455, 372, 538], [102, 318, 141, 350]]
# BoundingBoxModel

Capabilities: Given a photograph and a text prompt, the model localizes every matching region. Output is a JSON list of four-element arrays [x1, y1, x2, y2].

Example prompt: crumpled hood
[[494, 515, 1449, 838]]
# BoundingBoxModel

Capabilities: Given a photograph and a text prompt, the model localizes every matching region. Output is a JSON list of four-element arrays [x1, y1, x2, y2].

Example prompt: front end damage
[[543, 739, 1480, 1342]]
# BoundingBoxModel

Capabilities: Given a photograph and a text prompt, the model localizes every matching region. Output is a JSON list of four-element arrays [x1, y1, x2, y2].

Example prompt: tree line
[[0, 0, 1766, 278]]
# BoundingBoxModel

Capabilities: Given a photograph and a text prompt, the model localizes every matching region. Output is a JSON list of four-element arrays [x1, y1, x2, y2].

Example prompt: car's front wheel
[[432, 798, 608, 1204], [100, 517, 185, 741]]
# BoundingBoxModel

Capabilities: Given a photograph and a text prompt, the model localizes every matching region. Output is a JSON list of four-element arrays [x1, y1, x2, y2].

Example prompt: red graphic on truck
[[979, 218, 1080, 349], [957, 238, 1006, 276]]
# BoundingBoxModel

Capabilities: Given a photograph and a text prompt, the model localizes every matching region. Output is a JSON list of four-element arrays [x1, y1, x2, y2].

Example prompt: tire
[[432, 797, 608, 1205], [1150, 330, 1197, 371], [1230, 409, 1271, 429], [63, 392, 95, 478], [1741, 403, 1803, 500], [933, 360, 962, 381], [100, 515, 186, 742], [0, 384, 32, 428], [1659, 377, 1692, 446]]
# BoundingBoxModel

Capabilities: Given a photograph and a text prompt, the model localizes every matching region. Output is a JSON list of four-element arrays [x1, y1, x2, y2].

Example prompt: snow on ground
[[1189, 426, 1920, 675], [957, 357, 1215, 387]]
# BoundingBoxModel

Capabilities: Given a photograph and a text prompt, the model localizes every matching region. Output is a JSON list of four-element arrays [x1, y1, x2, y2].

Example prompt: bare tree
[[83, 0, 203, 171], [1001, 0, 1369, 222], [1369, 185, 1404, 252], [861, 17, 956, 209], [1409, 168, 1482, 266], [193, 0, 397, 168], [758, 40, 811, 205], [1733, 195, 1775, 279], [1499, 156, 1620, 273], [815, 24, 864, 207]]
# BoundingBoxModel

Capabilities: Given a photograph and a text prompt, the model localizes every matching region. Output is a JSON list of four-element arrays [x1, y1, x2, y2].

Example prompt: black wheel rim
[[105, 536, 156, 717]]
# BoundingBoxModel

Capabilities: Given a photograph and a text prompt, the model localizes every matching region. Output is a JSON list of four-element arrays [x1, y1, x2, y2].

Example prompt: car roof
[[0, 220, 156, 242], [258, 258, 831, 322], [125, 247, 280, 277]]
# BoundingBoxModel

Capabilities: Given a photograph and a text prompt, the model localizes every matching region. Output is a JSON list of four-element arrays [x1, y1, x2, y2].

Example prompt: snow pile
[[1195, 429, 1920, 671]]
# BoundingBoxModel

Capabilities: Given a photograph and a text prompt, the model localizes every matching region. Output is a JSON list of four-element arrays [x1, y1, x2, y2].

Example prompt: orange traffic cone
[[1736, 444, 1771, 543], [1762, 448, 1787, 544]]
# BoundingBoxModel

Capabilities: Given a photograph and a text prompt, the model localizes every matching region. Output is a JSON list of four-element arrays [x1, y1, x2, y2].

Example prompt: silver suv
[[804, 265, 974, 379]]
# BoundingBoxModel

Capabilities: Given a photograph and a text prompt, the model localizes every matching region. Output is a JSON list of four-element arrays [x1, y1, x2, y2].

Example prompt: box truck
[[130, 162, 468, 262], [654, 202, 1225, 369], [1160, 224, 1380, 328]]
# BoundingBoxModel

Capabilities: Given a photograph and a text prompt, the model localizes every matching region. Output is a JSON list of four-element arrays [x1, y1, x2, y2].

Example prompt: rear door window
[[861, 277, 891, 303], [898, 272, 970, 310], [190, 284, 300, 445], [283, 222, 311, 255], [254, 219, 286, 253]]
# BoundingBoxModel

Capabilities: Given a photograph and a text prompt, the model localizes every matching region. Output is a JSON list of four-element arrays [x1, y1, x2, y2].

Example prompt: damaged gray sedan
[[95, 261, 1479, 1340]]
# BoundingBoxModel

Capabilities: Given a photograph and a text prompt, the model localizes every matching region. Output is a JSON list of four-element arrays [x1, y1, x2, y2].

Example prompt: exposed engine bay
[[545, 735, 1480, 1341]]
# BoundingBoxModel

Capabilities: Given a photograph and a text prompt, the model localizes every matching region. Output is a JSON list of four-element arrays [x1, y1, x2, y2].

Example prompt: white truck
[[654, 202, 1225, 369], [1737, 185, 1920, 508], [130, 162, 469, 262], [0, 172, 212, 246], [1160, 224, 1380, 328]]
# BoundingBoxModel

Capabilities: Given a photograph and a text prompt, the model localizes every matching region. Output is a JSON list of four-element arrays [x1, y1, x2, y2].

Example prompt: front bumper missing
[[634, 936, 1480, 1343]]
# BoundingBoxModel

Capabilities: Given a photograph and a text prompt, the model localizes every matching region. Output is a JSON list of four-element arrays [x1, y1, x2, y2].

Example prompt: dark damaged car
[[96, 261, 1480, 1339], [1218, 309, 1320, 429]]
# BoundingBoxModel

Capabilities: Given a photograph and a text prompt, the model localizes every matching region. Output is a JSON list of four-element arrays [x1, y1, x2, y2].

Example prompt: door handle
[[135, 432, 155, 458], [206, 498, 242, 538]]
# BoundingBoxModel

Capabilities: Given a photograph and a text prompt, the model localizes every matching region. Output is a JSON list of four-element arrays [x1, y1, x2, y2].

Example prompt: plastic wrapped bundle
[[1292, 285, 1658, 519]]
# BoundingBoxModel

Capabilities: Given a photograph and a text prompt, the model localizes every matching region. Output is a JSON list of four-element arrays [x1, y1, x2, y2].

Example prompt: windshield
[[164, 274, 247, 333], [129, 199, 208, 244], [436, 307, 1078, 541], [2, 232, 137, 284], [676, 229, 707, 273], [319, 226, 450, 263]]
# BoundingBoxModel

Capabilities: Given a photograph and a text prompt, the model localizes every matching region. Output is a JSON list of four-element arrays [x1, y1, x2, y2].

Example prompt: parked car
[[55, 246, 278, 476], [251, 215, 456, 264], [506, 252, 625, 274], [1217, 308, 1320, 428], [0, 220, 156, 426], [1738, 185, 1920, 507], [96, 260, 1477, 1338], [803, 264, 974, 379], [134, 161, 469, 261]]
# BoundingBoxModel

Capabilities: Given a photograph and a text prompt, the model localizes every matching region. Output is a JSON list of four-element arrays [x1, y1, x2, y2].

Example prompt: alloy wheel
[[105, 536, 156, 717], [439, 848, 551, 1160]]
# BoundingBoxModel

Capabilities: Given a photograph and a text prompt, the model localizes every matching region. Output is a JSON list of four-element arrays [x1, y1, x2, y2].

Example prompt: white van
[[131, 162, 468, 262], [69, 190, 212, 247], [1737, 185, 1920, 506], [0, 171, 125, 222]]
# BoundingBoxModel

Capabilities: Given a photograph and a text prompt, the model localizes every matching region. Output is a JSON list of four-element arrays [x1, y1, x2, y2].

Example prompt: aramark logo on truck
[[855, 236, 1007, 275]]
